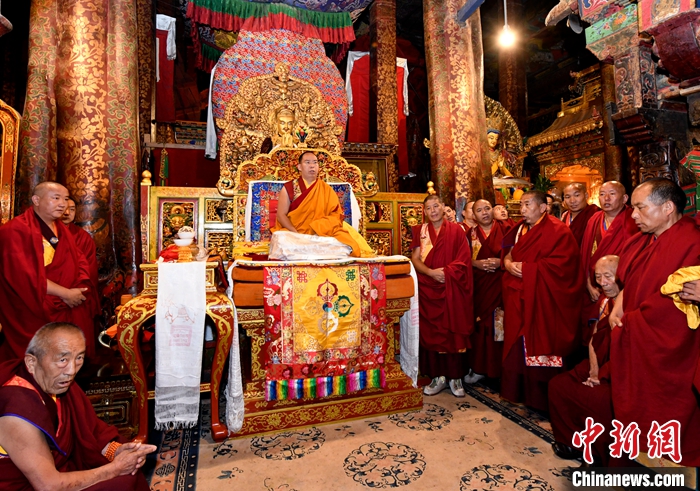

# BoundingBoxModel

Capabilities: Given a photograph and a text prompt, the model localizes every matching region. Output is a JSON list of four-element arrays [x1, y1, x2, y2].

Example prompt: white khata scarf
[[155, 261, 206, 429]]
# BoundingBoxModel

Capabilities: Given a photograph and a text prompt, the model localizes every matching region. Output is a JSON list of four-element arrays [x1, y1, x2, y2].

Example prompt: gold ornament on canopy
[[217, 62, 344, 195], [485, 96, 524, 178]]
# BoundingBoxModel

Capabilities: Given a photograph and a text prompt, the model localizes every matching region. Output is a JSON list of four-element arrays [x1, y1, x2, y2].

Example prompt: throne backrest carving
[[227, 147, 378, 243], [217, 62, 345, 193], [0, 98, 20, 224]]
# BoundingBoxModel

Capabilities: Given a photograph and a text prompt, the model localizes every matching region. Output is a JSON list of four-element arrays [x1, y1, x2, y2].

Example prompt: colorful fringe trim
[[187, 0, 355, 44], [266, 368, 385, 401]]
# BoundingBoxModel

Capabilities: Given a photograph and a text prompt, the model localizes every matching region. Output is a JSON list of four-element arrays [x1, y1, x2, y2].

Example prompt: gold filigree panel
[[378, 202, 393, 222], [365, 201, 394, 223], [544, 156, 604, 179], [159, 200, 196, 250], [206, 198, 234, 222], [366, 230, 393, 256], [205, 231, 234, 259], [146, 187, 234, 261], [232, 195, 247, 241], [0, 98, 20, 224], [399, 203, 423, 256]]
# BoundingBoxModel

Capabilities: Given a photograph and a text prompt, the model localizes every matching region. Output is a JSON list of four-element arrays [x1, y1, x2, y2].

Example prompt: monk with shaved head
[[548, 255, 620, 465], [61, 198, 100, 325], [578, 181, 637, 338], [0, 182, 96, 360], [500, 190, 584, 411], [465, 199, 512, 383], [561, 182, 600, 246], [608, 178, 700, 466]]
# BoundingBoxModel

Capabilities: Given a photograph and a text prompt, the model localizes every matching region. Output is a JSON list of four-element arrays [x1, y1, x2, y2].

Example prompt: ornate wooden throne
[[212, 63, 421, 437]]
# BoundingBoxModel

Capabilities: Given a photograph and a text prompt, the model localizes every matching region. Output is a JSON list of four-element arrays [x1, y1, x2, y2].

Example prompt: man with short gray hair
[[0, 322, 155, 490]]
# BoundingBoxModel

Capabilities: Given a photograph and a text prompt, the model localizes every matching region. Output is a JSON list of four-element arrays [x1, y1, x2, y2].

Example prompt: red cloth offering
[[0, 359, 149, 490], [467, 220, 510, 378], [156, 29, 175, 122], [612, 216, 700, 466], [562, 204, 600, 246], [0, 209, 95, 359], [411, 221, 474, 353]]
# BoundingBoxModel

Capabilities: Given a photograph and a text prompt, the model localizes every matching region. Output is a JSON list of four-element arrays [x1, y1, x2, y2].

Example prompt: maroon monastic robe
[[579, 207, 638, 329], [412, 221, 473, 378], [0, 209, 95, 359], [66, 222, 101, 320], [612, 216, 700, 466], [549, 297, 614, 464], [0, 360, 149, 490], [467, 220, 509, 378], [562, 204, 601, 246], [500, 215, 584, 410], [580, 207, 637, 283]]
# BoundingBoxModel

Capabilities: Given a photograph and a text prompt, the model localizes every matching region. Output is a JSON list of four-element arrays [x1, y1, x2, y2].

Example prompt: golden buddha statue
[[271, 107, 298, 148], [487, 115, 516, 178]]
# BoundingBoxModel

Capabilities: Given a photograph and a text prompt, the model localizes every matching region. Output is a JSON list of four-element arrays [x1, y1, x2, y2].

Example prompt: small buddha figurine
[[271, 107, 297, 148]]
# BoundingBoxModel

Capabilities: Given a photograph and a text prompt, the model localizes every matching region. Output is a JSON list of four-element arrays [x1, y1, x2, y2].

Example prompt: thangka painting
[[263, 263, 387, 401], [248, 181, 355, 242], [159, 199, 197, 253]]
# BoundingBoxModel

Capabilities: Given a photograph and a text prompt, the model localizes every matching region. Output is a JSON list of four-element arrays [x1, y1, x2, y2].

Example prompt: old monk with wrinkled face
[[0, 323, 157, 490]]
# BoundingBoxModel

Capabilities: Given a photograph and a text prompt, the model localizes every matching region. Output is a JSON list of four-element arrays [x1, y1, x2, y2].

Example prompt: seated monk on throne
[[271, 151, 374, 258]]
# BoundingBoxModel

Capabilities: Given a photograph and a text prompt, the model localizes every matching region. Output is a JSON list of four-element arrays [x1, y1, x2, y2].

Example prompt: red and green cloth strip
[[201, 41, 224, 73], [187, 0, 356, 44], [266, 368, 385, 401]]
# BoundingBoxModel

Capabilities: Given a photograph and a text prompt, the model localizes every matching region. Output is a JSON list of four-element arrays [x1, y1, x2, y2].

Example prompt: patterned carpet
[[145, 383, 592, 491]]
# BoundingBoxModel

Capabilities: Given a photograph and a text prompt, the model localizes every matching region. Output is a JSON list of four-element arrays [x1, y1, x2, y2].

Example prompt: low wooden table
[[115, 263, 235, 443]]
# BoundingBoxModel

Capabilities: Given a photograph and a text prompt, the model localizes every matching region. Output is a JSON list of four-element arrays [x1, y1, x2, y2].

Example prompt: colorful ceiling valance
[[186, 0, 356, 44], [243, 0, 373, 13]]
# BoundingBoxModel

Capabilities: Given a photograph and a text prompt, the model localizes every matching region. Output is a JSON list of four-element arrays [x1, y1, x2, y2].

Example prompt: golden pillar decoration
[[424, 0, 494, 205], [601, 63, 623, 182], [18, 0, 142, 293], [370, 0, 399, 192], [136, 0, 155, 142], [15, 0, 59, 210]]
